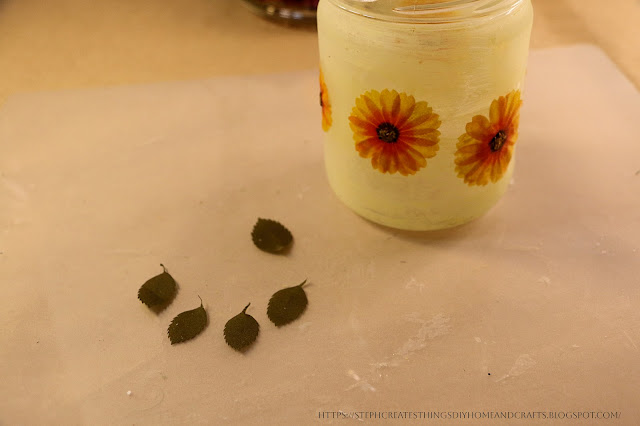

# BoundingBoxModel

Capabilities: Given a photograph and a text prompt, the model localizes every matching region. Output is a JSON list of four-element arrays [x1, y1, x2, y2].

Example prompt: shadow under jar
[[317, 0, 533, 230]]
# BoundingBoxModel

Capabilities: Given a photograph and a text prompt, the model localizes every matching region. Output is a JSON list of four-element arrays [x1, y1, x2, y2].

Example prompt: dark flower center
[[489, 130, 507, 152], [376, 122, 400, 143], [319, 91, 323, 107]]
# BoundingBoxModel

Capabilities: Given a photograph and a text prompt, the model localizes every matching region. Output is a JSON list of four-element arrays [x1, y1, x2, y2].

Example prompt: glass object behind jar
[[317, 0, 533, 230], [242, 0, 318, 24]]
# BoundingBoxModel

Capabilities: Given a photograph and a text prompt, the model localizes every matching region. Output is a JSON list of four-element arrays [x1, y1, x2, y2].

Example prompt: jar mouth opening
[[327, 0, 524, 23]]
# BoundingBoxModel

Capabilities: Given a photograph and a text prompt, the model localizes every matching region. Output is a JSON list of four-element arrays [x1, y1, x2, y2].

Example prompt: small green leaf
[[251, 218, 293, 254], [138, 264, 177, 312], [267, 280, 308, 327], [168, 296, 208, 345], [224, 303, 259, 352]]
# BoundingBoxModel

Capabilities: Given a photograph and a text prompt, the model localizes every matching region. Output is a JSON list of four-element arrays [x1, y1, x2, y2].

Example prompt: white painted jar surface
[[317, 0, 533, 230]]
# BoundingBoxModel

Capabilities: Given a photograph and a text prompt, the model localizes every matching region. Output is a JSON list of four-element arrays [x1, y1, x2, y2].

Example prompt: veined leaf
[[224, 303, 259, 352], [267, 280, 308, 327], [168, 297, 208, 345], [138, 264, 177, 312], [251, 218, 293, 254]]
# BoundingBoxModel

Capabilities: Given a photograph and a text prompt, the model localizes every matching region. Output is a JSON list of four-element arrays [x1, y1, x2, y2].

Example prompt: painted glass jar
[[317, 0, 533, 230]]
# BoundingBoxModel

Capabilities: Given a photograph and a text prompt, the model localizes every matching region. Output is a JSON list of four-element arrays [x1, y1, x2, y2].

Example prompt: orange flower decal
[[454, 90, 522, 186], [349, 89, 441, 176], [319, 70, 332, 131]]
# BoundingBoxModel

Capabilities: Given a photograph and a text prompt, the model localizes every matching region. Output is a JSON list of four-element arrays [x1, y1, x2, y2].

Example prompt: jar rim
[[324, 0, 525, 23]]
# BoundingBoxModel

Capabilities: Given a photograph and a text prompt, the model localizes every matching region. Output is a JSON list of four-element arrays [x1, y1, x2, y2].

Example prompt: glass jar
[[317, 0, 533, 230], [242, 0, 318, 24]]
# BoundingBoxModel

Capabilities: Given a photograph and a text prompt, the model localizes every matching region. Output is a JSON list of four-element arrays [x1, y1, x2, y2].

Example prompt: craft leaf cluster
[[137, 218, 308, 351]]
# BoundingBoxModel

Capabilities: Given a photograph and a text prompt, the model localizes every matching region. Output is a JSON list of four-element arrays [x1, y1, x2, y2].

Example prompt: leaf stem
[[298, 279, 307, 288], [242, 303, 251, 314], [160, 263, 167, 273], [197, 295, 203, 306]]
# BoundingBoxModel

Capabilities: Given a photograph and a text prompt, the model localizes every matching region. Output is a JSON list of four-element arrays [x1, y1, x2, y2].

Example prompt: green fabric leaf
[[267, 280, 308, 327], [251, 218, 293, 254], [138, 264, 177, 312], [168, 297, 208, 345], [224, 303, 260, 352]]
